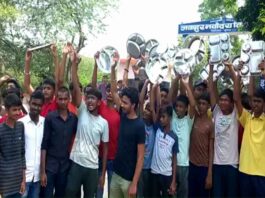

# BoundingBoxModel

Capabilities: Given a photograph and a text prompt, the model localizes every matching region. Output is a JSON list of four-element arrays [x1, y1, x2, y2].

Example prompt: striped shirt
[[0, 122, 26, 196]]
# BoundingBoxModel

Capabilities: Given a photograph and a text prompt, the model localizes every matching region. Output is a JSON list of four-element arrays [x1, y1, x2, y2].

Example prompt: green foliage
[[0, 0, 119, 89], [198, 0, 238, 20], [236, 0, 265, 40]]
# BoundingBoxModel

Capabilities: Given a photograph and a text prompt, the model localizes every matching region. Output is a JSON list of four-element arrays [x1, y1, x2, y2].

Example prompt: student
[[137, 80, 157, 198], [66, 52, 109, 198], [109, 58, 145, 198], [234, 73, 265, 197], [19, 91, 45, 198], [0, 94, 26, 198], [170, 76, 196, 198], [188, 93, 214, 198], [208, 63, 239, 198], [151, 105, 178, 198], [91, 52, 120, 198], [40, 86, 78, 198]]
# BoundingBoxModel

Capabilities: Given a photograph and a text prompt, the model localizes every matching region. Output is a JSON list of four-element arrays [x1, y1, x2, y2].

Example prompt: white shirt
[[70, 100, 109, 169], [19, 115, 45, 182], [213, 105, 239, 165]]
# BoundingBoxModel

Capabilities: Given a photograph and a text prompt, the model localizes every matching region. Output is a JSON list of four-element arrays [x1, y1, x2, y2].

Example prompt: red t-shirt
[[0, 112, 25, 124], [98, 101, 120, 160], [40, 98, 77, 117]]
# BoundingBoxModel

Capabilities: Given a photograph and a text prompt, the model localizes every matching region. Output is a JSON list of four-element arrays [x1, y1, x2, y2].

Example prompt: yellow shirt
[[239, 109, 265, 176]]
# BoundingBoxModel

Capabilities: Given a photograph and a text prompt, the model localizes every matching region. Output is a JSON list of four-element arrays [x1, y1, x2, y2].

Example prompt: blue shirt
[[143, 124, 156, 169]]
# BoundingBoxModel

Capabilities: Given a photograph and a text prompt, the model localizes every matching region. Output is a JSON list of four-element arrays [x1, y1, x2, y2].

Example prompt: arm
[[205, 123, 214, 190], [51, 44, 60, 94], [248, 76, 255, 101], [20, 125, 26, 194], [24, 50, 34, 95], [123, 55, 131, 87], [169, 153, 177, 195], [99, 142, 108, 189], [150, 83, 159, 123], [208, 63, 217, 109], [91, 52, 100, 89], [71, 52, 82, 107], [139, 79, 149, 115], [233, 72, 243, 116], [168, 76, 180, 105], [128, 143, 145, 197], [110, 55, 121, 111], [181, 76, 196, 118], [224, 61, 237, 82]]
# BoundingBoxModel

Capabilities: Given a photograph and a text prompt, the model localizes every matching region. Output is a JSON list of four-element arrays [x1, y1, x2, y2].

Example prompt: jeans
[[137, 169, 152, 198], [22, 182, 40, 198], [65, 162, 98, 198], [176, 166, 189, 198], [151, 173, 173, 198], [212, 165, 238, 198], [97, 159, 114, 198], [43, 170, 68, 198], [3, 193, 21, 198], [110, 173, 131, 198]]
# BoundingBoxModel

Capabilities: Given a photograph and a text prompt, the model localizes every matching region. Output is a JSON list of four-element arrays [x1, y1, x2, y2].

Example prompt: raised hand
[[25, 50, 32, 62], [50, 44, 57, 57], [111, 51, 120, 68], [62, 42, 73, 55]]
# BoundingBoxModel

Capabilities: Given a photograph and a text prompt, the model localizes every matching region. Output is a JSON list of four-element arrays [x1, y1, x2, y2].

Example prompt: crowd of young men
[[0, 43, 265, 198]]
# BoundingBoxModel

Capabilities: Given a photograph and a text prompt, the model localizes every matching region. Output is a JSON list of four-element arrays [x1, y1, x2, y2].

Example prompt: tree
[[198, 0, 238, 20], [236, 0, 265, 40], [0, 0, 119, 87]]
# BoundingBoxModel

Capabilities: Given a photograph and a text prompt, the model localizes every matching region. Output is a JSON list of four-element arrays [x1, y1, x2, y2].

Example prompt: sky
[[80, 0, 203, 58]]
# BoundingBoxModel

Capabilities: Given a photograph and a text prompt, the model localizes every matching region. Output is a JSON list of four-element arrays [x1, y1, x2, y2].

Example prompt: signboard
[[178, 17, 243, 35]]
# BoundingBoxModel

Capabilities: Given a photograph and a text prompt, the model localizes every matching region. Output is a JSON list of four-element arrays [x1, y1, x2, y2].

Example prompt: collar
[[24, 114, 44, 125], [54, 110, 72, 119], [251, 112, 265, 120]]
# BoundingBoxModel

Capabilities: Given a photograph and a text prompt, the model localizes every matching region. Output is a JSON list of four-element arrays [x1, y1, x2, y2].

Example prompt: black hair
[[106, 83, 111, 90], [241, 92, 251, 110], [2, 87, 21, 99], [6, 78, 21, 89], [219, 88, 234, 102], [56, 86, 70, 98], [160, 87, 169, 94], [42, 78, 55, 90], [85, 88, 102, 100], [198, 93, 210, 104], [121, 87, 139, 109], [175, 95, 189, 107], [159, 105, 173, 117], [4, 93, 22, 109], [69, 82, 83, 91], [253, 88, 265, 102], [30, 90, 45, 103]]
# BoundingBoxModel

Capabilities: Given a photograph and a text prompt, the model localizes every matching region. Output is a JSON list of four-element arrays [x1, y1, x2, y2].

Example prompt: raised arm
[[223, 61, 237, 82], [24, 50, 34, 95], [248, 76, 255, 101], [110, 54, 121, 110], [91, 51, 100, 89], [71, 52, 82, 107], [123, 55, 131, 87], [208, 63, 218, 109], [50, 44, 60, 95], [168, 75, 180, 105], [150, 83, 160, 123], [139, 79, 149, 115], [233, 70, 243, 116], [181, 76, 196, 118]]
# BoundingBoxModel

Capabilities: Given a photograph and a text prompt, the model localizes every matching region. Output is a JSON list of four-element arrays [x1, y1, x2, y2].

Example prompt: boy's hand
[[19, 180, 26, 194], [168, 181, 176, 195], [205, 174, 212, 190]]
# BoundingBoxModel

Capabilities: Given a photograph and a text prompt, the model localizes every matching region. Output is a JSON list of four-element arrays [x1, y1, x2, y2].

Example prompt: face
[[252, 97, 264, 116], [197, 99, 210, 115], [160, 91, 168, 105], [7, 106, 21, 121], [56, 91, 70, 110], [218, 95, 233, 113], [194, 85, 206, 100], [121, 95, 135, 114], [117, 81, 123, 89], [7, 82, 16, 90], [175, 101, 188, 117], [106, 87, 113, 102], [143, 103, 152, 122], [29, 98, 43, 116], [85, 94, 100, 113], [42, 84, 55, 100], [160, 112, 171, 128]]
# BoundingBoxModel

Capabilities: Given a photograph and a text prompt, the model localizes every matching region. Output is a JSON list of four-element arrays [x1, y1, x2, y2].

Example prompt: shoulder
[[168, 131, 178, 141]]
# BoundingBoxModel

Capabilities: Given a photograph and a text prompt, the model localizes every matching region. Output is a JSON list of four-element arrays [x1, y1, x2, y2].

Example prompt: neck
[[127, 110, 137, 119], [107, 100, 114, 108], [254, 111, 263, 118], [6, 117, 16, 128], [44, 97, 52, 104], [164, 124, 170, 133], [29, 113, 39, 124], [198, 112, 208, 119], [90, 109, 99, 116], [58, 108, 68, 116]]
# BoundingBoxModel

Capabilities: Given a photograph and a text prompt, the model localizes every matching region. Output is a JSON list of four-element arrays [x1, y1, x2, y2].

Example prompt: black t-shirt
[[113, 113, 145, 181]]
